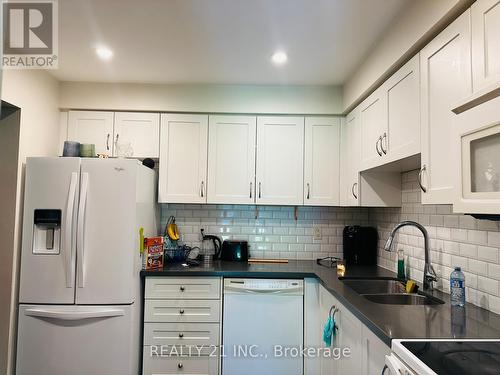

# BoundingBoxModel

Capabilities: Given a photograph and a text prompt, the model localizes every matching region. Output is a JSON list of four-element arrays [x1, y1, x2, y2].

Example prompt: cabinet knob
[[178, 333, 184, 338], [180, 286, 185, 292], [177, 362, 183, 369], [179, 309, 185, 314]]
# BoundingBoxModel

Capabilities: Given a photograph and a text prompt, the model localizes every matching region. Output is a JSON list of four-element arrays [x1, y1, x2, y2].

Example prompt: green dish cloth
[[323, 315, 336, 346]]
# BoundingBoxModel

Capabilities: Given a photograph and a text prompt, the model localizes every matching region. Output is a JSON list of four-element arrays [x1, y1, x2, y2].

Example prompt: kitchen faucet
[[384, 221, 437, 291]]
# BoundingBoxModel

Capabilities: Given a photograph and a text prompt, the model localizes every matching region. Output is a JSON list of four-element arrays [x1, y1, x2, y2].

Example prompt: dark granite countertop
[[141, 260, 500, 346]]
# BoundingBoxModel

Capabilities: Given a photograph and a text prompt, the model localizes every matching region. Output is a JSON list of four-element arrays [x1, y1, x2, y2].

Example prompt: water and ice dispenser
[[32, 209, 62, 254]]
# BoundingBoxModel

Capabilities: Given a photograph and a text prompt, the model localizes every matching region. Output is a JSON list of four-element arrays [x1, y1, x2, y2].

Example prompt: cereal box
[[143, 236, 164, 270]]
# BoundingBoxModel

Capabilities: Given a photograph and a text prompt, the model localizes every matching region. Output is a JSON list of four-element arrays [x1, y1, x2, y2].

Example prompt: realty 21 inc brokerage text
[[149, 345, 352, 360]]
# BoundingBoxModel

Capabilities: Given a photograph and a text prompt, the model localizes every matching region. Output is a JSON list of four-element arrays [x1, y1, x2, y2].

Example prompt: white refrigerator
[[16, 157, 157, 375]]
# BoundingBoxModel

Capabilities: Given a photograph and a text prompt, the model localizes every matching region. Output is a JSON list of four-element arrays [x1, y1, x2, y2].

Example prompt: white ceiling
[[54, 0, 410, 85]]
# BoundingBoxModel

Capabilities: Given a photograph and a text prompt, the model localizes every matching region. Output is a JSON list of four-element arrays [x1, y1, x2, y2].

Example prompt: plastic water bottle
[[450, 267, 465, 307]]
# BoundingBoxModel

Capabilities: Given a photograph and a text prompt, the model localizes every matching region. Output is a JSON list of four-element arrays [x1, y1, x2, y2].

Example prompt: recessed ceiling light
[[95, 46, 113, 61], [271, 51, 288, 66]]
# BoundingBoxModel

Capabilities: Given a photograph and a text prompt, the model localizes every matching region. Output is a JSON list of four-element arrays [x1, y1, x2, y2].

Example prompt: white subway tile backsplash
[[161, 170, 500, 315]]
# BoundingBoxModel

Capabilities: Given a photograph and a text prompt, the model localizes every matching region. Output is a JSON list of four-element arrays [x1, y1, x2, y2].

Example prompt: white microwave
[[453, 92, 500, 214]]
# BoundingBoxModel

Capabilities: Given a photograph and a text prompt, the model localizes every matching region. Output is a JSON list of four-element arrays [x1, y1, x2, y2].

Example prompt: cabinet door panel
[[420, 11, 472, 204], [256, 116, 304, 205], [385, 55, 420, 162], [67, 111, 114, 155], [113, 112, 159, 158], [337, 306, 363, 375], [341, 111, 360, 206], [472, 0, 500, 91], [159, 114, 208, 203], [360, 88, 387, 170], [304, 117, 340, 206], [207, 115, 256, 204]]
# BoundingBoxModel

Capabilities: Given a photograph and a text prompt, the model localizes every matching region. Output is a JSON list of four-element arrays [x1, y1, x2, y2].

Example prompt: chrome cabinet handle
[[115, 133, 119, 144], [376, 136, 382, 156], [250, 182, 253, 199], [352, 182, 358, 199], [177, 363, 183, 369], [307, 183, 310, 199], [179, 286, 185, 292], [381, 132, 387, 154], [106, 134, 110, 151], [258, 182, 262, 199], [178, 333, 184, 338], [200, 181, 204, 198], [418, 165, 427, 193], [179, 309, 185, 314]]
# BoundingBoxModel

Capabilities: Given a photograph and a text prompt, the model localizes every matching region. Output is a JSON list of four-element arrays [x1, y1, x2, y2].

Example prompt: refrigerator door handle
[[77, 172, 89, 288], [64, 172, 78, 288], [24, 307, 125, 321]]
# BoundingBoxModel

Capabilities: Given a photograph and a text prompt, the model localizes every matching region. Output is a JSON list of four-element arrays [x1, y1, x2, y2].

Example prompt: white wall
[[59, 82, 343, 114], [1, 69, 60, 375], [342, 0, 472, 112]]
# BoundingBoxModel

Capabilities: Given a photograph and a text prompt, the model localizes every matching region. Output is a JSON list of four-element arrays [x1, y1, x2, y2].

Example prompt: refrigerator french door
[[16, 157, 154, 375]]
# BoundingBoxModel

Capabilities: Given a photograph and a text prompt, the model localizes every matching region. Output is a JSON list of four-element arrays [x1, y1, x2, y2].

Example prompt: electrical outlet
[[313, 226, 322, 241]]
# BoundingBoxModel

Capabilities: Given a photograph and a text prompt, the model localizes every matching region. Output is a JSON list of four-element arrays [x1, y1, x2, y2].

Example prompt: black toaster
[[221, 240, 248, 262]]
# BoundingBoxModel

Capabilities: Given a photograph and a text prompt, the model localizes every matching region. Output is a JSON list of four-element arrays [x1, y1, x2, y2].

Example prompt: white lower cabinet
[[143, 277, 222, 375], [143, 349, 218, 375], [362, 326, 391, 375], [316, 284, 389, 375]]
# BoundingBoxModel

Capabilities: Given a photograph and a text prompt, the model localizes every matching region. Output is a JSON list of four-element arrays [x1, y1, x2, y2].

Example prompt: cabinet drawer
[[143, 347, 218, 375], [145, 300, 220, 323], [145, 277, 221, 299], [144, 322, 220, 348]]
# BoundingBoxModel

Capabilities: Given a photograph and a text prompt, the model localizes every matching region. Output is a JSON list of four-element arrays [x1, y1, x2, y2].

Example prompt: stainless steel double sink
[[341, 278, 445, 306]]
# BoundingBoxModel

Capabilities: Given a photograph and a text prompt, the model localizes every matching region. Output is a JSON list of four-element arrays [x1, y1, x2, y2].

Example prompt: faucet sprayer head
[[384, 235, 394, 252]]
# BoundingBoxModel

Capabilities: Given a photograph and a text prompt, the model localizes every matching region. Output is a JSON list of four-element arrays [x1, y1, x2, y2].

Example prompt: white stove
[[385, 339, 500, 375]]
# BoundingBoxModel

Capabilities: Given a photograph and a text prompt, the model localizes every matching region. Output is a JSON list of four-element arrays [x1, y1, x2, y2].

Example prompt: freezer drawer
[[143, 347, 218, 375], [145, 300, 220, 323], [16, 304, 138, 375], [145, 277, 221, 299]]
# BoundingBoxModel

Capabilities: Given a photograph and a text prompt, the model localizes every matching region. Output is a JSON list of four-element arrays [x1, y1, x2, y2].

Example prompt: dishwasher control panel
[[224, 278, 304, 295]]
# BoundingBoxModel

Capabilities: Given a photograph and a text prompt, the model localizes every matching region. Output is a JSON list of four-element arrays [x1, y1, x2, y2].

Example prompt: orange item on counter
[[144, 236, 164, 269]]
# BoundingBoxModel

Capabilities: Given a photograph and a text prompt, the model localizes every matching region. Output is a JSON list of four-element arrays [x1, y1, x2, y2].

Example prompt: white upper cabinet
[[159, 114, 208, 203], [360, 87, 387, 170], [256, 116, 304, 205], [341, 110, 361, 206], [68, 111, 114, 155], [359, 54, 420, 171], [384, 54, 421, 162], [113, 112, 160, 158], [420, 10, 472, 204], [207, 115, 256, 204], [304, 117, 341, 206], [472, 0, 500, 92]]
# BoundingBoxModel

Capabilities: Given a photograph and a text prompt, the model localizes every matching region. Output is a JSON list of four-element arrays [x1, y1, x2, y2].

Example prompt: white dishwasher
[[222, 278, 304, 375]]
